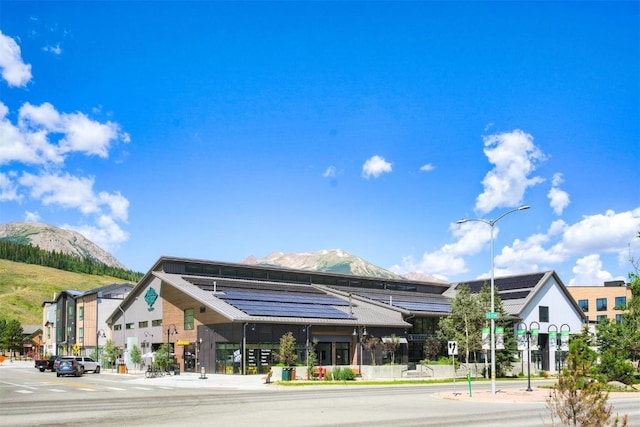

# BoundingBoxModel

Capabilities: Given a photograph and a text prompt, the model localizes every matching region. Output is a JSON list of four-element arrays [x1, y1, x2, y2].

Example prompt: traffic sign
[[447, 341, 458, 356], [485, 312, 498, 319]]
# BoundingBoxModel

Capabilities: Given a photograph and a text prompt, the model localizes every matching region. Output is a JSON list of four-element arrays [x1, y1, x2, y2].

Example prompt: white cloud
[[475, 129, 546, 214], [66, 215, 129, 252], [493, 209, 640, 279], [0, 171, 20, 201], [569, 254, 615, 286], [362, 155, 392, 179], [548, 173, 570, 215], [18, 102, 121, 159], [0, 31, 32, 87], [420, 163, 435, 172], [548, 187, 570, 215], [24, 211, 40, 222], [323, 166, 336, 178], [0, 101, 126, 166], [43, 44, 62, 55], [19, 172, 123, 217]]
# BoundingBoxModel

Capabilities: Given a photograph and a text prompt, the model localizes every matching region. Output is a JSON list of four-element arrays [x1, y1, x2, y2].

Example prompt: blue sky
[[0, 1, 638, 286]]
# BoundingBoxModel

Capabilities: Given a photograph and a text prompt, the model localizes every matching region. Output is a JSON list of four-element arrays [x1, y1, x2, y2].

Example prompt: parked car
[[75, 356, 100, 373], [35, 355, 59, 372], [56, 357, 83, 377], [53, 356, 64, 371]]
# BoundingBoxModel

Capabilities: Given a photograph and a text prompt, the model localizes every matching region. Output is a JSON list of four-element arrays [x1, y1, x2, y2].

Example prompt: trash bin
[[118, 364, 126, 374], [173, 365, 180, 375], [290, 368, 296, 381], [282, 367, 291, 381]]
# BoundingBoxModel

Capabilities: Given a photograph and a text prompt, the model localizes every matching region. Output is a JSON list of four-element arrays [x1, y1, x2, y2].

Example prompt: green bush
[[597, 351, 636, 385], [323, 367, 356, 381]]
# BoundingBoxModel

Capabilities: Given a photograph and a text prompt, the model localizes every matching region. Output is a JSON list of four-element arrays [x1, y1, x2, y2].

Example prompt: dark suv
[[56, 357, 83, 377]]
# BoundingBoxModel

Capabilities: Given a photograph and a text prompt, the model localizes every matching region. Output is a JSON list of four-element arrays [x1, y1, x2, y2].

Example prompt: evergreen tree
[[2, 319, 24, 359], [276, 332, 298, 367], [546, 328, 628, 426], [130, 344, 142, 373], [478, 283, 517, 376], [102, 339, 119, 370]]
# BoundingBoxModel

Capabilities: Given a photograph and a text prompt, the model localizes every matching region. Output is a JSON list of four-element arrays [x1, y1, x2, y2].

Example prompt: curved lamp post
[[457, 205, 530, 394], [166, 324, 177, 370], [96, 329, 106, 359], [517, 321, 540, 391], [353, 326, 367, 376]]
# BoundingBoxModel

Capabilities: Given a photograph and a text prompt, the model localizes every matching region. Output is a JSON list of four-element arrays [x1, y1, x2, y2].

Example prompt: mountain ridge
[[242, 249, 447, 283], [0, 222, 127, 270]]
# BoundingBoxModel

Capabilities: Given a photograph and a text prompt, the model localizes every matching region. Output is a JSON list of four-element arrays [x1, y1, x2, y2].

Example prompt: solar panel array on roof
[[220, 290, 350, 306], [216, 289, 353, 319], [499, 290, 531, 301], [464, 273, 545, 293], [362, 295, 450, 313]]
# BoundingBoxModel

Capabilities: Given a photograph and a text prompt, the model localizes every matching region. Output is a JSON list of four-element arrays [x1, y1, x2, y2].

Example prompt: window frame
[[539, 306, 549, 323], [578, 299, 589, 312], [184, 308, 195, 330]]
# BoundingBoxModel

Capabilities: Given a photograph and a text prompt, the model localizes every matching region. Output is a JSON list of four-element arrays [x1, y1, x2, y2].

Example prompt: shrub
[[598, 351, 636, 385]]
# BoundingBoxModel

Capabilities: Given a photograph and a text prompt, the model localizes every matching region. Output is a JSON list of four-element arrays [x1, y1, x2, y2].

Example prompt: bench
[[262, 370, 273, 384]]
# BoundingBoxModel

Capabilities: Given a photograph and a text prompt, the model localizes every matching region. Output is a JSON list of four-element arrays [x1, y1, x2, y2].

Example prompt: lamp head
[[518, 205, 531, 211]]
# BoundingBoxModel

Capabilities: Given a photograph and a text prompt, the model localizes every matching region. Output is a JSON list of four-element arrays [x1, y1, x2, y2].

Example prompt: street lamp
[[353, 326, 367, 376], [96, 329, 106, 363], [517, 321, 539, 392], [166, 324, 177, 371], [457, 205, 530, 394]]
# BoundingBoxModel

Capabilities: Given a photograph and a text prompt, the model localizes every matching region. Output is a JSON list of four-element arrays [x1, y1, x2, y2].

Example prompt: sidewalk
[[101, 367, 274, 390]]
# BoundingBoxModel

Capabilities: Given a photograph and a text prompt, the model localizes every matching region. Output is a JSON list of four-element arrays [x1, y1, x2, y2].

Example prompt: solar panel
[[223, 299, 352, 319], [391, 302, 451, 312], [464, 273, 544, 293], [499, 290, 531, 300], [219, 290, 350, 306]]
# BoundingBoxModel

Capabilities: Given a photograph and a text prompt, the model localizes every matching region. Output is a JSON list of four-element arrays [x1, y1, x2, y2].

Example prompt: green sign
[[485, 312, 498, 319]]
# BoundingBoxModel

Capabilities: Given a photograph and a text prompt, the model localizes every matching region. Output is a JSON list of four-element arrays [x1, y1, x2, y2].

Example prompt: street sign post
[[448, 341, 459, 395]]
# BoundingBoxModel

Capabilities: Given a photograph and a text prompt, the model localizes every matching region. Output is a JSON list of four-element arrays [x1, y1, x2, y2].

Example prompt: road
[[1, 363, 638, 426]]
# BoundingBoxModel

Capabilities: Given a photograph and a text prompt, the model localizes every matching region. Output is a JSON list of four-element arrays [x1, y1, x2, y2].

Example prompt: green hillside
[[0, 259, 134, 325]]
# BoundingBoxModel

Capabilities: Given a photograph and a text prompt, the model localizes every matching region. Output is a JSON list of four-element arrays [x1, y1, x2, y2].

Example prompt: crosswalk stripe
[[80, 388, 96, 392], [132, 386, 152, 390], [107, 387, 125, 391], [16, 390, 34, 394], [49, 389, 65, 392]]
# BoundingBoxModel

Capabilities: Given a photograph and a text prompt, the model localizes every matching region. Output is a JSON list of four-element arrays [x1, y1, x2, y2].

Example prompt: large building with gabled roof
[[85, 256, 585, 377], [106, 256, 452, 374]]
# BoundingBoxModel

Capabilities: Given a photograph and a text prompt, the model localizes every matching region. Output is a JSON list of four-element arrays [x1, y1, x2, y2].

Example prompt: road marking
[[49, 389, 66, 392], [132, 387, 153, 390], [1, 381, 37, 390], [156, 386, 174, 389], [106, 387, 125, 391], [79, 388, 96, 392], [15, 390, 34, 394]]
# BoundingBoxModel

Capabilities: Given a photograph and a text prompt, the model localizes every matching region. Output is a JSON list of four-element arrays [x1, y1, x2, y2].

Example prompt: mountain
[[242, 249, 447, 283], [0, 222, 127, 270]]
